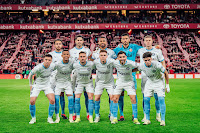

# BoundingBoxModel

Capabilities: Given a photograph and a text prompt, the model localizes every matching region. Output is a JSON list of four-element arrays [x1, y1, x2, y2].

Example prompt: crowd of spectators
[[0, 30, 200, 74], [1, 11, 200, 24]]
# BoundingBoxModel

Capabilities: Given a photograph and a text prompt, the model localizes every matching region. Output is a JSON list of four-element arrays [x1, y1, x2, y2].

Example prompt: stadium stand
[[1, 11, 199, 24], [0, 31, 199, 74]]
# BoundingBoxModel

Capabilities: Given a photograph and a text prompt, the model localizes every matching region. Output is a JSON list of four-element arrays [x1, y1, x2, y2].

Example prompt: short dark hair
[[143, 52, 152, 58], [75, 35, 84, 40], [98, 36, 107, 41], [79, 51, 86, 55], [44, 54, 52, 58], [117, 51, 126, 57], [121, 33, 129, 37], [100, 50, 107, 53], [54, 39, 63, 44], [63, 49, 69, 52]]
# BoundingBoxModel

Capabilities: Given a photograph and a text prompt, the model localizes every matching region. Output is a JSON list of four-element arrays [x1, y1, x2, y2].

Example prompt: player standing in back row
[[49, 39, 68, 119]]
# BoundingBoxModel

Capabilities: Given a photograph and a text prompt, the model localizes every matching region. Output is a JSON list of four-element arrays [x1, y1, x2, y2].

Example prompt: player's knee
[[95, 97, 100, 101], [49, 99, 55, 104], [30, 100, 35, 105], [113, 97, 118, 103], [131, 97, 136, 104], [88, 96, 93, 100]]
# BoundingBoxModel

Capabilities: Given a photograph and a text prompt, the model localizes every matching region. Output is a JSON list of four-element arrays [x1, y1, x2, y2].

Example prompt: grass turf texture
[[0, 79, 199, 133]]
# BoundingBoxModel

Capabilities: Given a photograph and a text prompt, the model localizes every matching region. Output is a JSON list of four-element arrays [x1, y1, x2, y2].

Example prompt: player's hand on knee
[[165, 84, 170, 93]]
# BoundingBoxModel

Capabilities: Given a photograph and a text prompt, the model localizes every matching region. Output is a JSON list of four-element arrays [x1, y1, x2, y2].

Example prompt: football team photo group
[[28, 34, 170, 126]]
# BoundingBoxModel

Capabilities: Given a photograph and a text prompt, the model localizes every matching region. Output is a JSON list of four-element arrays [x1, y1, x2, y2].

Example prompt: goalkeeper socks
[[88, 99, 94, 117], [29, 104, 36, 118], [48, 103, 55, 118], [154, 93, 161, 114], [132, 103, 138, 119], [112, 102, 118, 118], [144, 97, 151, 120], [95, 100, 100, 118], [118, 95, 124, 117], [75, 98, 81, 115], [68, 96, 74, 115], [55, 95, 60, 115], [158, 97, 166, 121], [60, 95, 65, 114], [84, 92, 89, 114]]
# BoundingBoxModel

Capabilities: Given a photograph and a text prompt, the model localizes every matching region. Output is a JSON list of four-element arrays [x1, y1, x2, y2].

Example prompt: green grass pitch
[[0, 79, 199, 133]]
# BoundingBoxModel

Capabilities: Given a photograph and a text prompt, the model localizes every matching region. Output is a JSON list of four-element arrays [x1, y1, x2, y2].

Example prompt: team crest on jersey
[[152, 70, 156, 73], [129, 49, 132, 52], [107, 65, 110, 69], [87, 68, 91, 71], [126, 67, 130, 70]]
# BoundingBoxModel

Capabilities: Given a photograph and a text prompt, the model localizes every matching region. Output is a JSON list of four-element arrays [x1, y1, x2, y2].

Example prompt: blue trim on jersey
[[75, 46, 83, 50], [54, 51, 62, 53], [159, 59, 164, 62], [79, 61, 87, 66], [91, 56, 95, 60], [100, 48, 107, 50], [146, 48, 154, 51], [144, 63, 152, 68], [62, 60, 69, 64], [42, 64, 50, 69]]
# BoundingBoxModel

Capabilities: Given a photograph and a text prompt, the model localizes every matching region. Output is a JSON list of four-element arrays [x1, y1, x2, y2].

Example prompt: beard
[[121, 60, 125, 65], [100, 44, 106, 48]]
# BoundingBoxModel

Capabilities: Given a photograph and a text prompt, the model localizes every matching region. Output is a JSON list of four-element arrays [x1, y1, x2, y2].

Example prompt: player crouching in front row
[[133, 52, 170, 126], [28, 54, 55, 124]]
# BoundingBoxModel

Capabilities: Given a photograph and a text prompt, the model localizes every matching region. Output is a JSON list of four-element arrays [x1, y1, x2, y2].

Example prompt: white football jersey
[[138, 61, 166, 82], [92, 48, 117, 60], [94, 58, 114, 84], [29, 63, 55, 86], [137, 47, 164, 64], [49, 51, 63, 64], [73, 61, 95, 84], [69, 46, 91, 62], [55, 60, 74, 83], [113, 59, 138, 84]]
